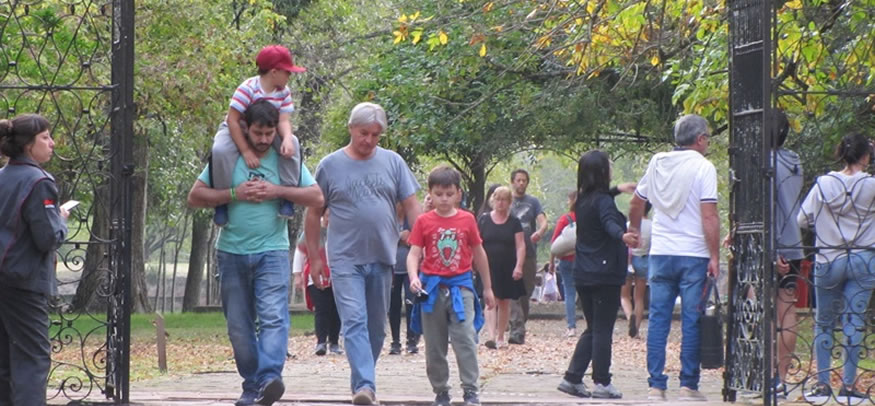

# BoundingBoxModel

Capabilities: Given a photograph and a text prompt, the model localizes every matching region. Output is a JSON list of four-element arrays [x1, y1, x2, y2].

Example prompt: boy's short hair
[[427, 164, 461, 189], [244, 99, 279, 128]]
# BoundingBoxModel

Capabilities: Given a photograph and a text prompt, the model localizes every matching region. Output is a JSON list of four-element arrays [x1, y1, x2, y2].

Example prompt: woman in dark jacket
[[557, 150, 637, 400], [0, 114, 69, 406]]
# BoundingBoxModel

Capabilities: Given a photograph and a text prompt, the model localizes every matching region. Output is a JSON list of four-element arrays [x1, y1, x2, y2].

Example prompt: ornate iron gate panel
[[726, 0, 775, 402], [0, 0, 133, 403]]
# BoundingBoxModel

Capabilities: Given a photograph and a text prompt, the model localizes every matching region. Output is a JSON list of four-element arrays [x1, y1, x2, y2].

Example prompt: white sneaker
[[678, 386, 708, 401], [592, 383, 622, 399], [565, 328, 576, 337]]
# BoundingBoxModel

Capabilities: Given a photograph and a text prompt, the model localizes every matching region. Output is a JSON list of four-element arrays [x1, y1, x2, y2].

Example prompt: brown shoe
[[353, 388, 377, 405]]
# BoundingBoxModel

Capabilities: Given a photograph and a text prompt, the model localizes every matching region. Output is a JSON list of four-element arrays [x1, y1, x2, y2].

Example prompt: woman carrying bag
[[556, 150, 638, 399]]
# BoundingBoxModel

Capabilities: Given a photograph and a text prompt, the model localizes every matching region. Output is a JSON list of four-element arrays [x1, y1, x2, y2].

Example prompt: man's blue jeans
[[217, 250, 291, 395], [646, 255, 708, 390], [330, 263, 392, 394], [557, 259, 577, 329], [813, 252, 875, 386]]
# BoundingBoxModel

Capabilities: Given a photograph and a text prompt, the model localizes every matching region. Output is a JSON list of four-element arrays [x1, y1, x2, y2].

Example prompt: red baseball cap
[[256, 45, 306, 73]]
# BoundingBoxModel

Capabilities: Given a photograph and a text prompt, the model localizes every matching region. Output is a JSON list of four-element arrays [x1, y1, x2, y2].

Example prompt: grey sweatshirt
[[774, 149, 804, 260], [798, 170, 875, 263]]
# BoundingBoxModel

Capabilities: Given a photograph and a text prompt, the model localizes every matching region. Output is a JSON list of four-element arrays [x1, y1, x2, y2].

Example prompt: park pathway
[[123, 305, 766, 405]]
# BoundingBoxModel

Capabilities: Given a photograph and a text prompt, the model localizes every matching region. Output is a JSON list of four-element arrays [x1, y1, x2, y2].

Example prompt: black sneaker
[[838, 387, 867, 400], [463, 390, 481, 406], [507, 336, 525, 345], [406, 335, 420, 354], [432, 391, 451, 406], [234, 391, 257, 406], [805, 382, 832, 401], [389, 342, 402, 355], [255, 378, 284, 405], [629, 314, 638, 338]]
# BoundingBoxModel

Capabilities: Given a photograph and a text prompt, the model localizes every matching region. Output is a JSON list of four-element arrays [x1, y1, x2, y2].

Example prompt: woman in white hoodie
[[797, 133, 875, 400]]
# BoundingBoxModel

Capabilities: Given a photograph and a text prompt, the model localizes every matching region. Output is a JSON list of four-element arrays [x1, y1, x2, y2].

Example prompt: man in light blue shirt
[[188, 100, 323, 406]]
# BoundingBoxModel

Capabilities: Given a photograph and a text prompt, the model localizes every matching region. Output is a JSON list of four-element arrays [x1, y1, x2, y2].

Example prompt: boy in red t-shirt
[[407, 165, 495, 406]]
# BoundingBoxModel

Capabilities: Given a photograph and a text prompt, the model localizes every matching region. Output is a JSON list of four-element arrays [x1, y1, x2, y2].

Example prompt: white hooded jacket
[[643, 149, 711, 219], [797, 171, 875, 263]]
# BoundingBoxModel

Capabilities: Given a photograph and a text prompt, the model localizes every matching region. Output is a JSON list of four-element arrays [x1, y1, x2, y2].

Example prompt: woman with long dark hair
[[798, 133, 875, 400], [557, 150, 637, 400], [0, 114, 69, 406]]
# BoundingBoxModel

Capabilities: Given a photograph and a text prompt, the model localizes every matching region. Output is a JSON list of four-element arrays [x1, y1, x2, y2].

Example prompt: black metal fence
[[727, 0, 875, 404], [0, 0, 134, 403]]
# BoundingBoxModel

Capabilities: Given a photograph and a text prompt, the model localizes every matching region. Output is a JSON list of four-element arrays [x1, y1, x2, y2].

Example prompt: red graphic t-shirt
[[409, 210, 483, 277]]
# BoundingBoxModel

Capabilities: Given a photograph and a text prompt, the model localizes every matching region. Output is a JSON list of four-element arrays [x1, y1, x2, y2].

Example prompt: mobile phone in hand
[[60, 200, 80, 211]]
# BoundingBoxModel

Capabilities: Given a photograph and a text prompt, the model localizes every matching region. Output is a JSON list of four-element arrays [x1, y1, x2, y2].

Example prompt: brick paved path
[[115, 303, 745, 405]]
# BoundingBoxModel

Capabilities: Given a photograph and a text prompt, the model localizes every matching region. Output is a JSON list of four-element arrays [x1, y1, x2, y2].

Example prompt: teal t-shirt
[[198, 149, 315, 255]]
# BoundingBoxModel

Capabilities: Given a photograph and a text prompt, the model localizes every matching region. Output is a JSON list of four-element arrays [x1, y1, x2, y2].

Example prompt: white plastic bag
[[540, 272, 560, 302]]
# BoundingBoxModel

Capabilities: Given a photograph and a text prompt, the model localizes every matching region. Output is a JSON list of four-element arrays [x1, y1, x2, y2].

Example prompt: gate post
[[109, 0, 135, 403], [725, 0, 775, 403]]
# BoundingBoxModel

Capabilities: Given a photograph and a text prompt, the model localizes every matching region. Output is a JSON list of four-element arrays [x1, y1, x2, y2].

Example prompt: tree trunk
[[467, 155, 488, 214], [183, 212, 211, 312], [71, 183, 110, 312], [130, 133, 152, 313]]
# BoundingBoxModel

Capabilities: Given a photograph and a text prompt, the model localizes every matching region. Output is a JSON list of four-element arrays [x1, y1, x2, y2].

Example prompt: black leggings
[[389, 273, 417, 344], [564, 284, 621, 385], [308, 285, 341, 345]]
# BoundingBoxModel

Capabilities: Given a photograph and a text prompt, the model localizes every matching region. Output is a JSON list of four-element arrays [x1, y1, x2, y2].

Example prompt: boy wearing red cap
[[211, 45, 307, 226]]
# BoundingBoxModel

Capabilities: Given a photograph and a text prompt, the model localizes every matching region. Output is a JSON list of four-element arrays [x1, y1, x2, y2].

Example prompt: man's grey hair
[[674, 114, 710, 146], [348, 102, 388, 131]]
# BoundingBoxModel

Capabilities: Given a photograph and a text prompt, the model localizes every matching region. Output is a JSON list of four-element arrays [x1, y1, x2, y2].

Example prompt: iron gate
[[728, 0, 875, 404], [726, 0, 774, 402], [0, 0, 133, 403]]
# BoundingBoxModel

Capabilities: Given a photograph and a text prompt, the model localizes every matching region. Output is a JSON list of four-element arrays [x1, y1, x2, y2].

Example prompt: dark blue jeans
[[646, 255, 708, 390], [218, 250, 291, 395]]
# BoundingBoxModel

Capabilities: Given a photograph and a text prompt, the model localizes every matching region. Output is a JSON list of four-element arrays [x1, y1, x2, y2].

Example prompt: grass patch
[[50, 312, 315, 382], [51, 311, 314, 339]]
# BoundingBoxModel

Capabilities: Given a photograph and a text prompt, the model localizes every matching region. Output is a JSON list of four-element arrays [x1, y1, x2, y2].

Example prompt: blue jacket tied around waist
[[410, 272, 484, 335]]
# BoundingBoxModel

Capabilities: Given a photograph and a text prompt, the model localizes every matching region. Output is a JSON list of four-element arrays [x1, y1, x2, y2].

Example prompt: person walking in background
[[187, 101, 324, 406], [549, 190, 578, 338], [797, 133, 875, 401], [508, 169, 548, 345], [556, 150, 638, 400], [388, 203, 420, 355], [0, 114, 69, 406], [304, 102, 421, 405], [407, 164, 495, 406], [621, 201, 651, 338], [769, 109, 805, 398], [478, 186, 526, 349], [293, 209, 343, 357], [628, 114, 719, 402]]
